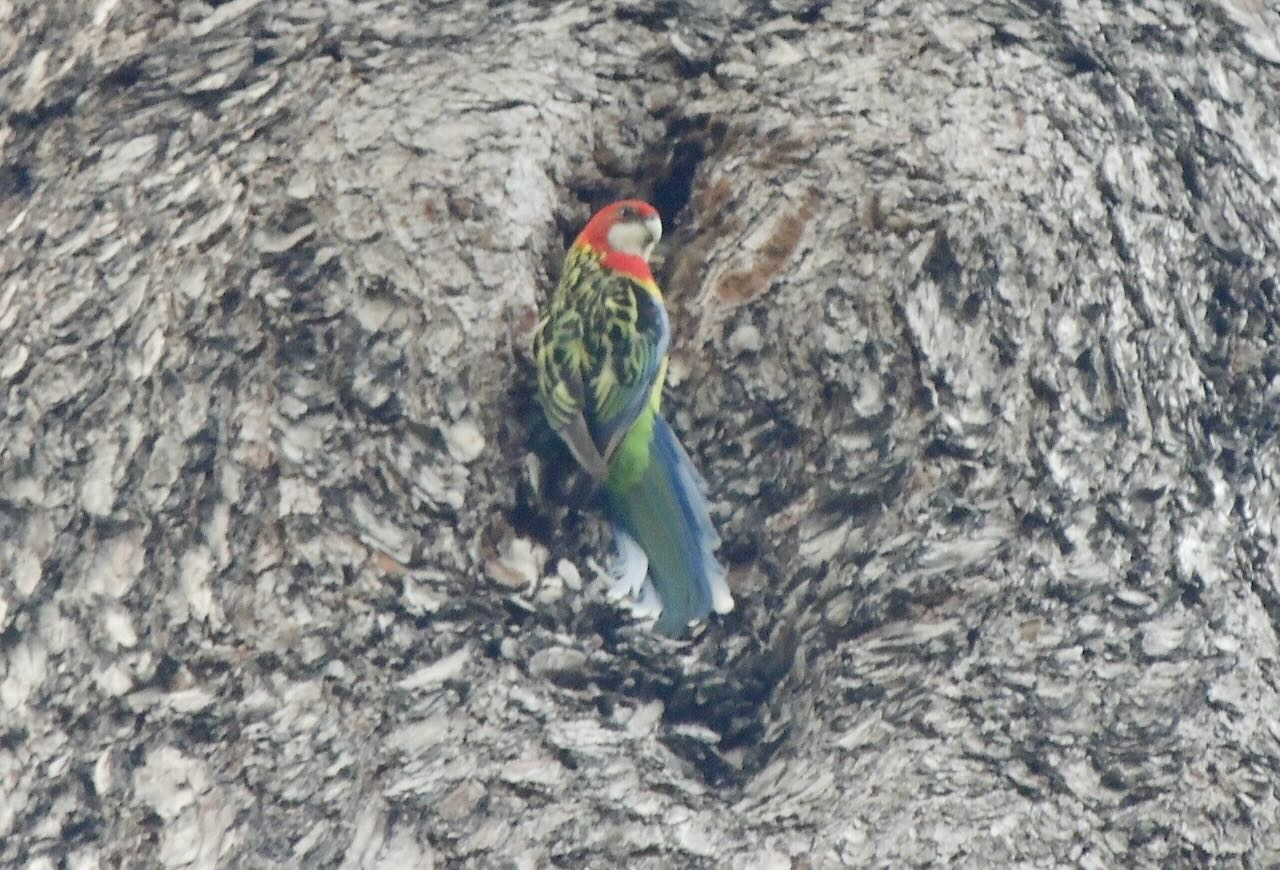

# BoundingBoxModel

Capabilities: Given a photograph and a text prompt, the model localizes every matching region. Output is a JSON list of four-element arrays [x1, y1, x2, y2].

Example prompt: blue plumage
[[607, 417, 732, 635]]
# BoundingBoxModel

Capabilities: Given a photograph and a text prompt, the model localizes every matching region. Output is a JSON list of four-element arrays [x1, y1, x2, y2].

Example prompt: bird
[[533, 199, 733, 635]]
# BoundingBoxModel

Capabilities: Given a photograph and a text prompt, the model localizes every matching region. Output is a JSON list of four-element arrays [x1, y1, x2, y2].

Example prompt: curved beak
[[642, 214, 662, 258], [644, 214, 663, 246]]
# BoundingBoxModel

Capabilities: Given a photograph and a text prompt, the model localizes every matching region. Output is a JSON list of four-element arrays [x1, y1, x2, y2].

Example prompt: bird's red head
[[574, 200, 663, 283], [578, 202, 660, 257]]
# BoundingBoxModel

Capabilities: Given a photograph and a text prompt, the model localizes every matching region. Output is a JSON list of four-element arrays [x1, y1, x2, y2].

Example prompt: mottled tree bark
[[3, 0, 1280, 866]]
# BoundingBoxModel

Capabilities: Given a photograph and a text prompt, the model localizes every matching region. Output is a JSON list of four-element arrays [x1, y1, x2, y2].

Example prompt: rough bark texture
[[4, 0, 1280, 867]]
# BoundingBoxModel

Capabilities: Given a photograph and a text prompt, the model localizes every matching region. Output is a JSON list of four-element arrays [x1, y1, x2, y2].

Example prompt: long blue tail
[[606, 416, 733, 635]]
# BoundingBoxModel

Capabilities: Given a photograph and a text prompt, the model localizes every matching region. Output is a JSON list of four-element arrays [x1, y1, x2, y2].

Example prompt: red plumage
[[574, 200, 659, 284]]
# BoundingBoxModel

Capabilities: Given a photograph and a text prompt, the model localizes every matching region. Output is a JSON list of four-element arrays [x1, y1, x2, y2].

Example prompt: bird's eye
[[618, 206, 635, 220]]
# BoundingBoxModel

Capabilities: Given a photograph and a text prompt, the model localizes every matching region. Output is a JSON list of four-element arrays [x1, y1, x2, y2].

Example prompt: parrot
[[533, 199, 734, 636]]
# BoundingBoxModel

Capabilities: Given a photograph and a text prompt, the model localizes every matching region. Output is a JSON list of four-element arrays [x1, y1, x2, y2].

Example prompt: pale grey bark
[[3, 0, 1280, 866]]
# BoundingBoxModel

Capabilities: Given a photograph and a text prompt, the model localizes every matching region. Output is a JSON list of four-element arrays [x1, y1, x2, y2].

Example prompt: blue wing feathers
[[607, 417, 732, 635]]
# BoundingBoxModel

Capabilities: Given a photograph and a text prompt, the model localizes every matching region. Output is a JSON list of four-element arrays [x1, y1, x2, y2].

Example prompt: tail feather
[[606, 527, 662, 619], [607, 417, 732, 635]]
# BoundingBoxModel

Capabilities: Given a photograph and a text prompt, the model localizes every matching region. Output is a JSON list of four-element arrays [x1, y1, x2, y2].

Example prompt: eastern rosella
[[533, 200, 733, 635]]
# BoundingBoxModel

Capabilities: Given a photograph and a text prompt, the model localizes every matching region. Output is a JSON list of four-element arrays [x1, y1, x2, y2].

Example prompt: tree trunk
[[3, 0, 1279, 866]]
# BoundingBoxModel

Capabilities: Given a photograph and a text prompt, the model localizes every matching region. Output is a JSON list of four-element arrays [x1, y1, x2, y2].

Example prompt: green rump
[[604, 364, 665, 495]]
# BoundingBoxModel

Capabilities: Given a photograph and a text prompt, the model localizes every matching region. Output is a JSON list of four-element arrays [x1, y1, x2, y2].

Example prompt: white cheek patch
[[606, 222, 646, 257]]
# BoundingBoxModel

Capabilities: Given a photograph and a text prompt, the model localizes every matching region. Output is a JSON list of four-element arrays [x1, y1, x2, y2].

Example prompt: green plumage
[[533, 210, 732, 635], [533, 242, 668, 488]]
